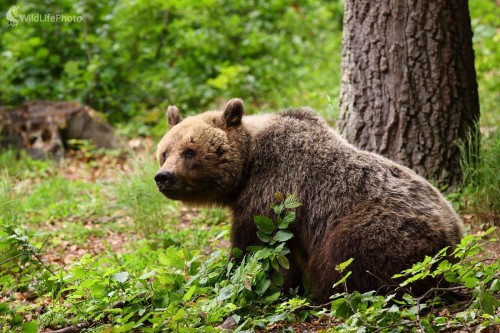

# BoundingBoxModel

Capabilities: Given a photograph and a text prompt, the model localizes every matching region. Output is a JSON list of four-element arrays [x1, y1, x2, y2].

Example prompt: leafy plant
[[0, 175, 48, 332], [324, 228, 499, 332], [35, 193, 303, 331]]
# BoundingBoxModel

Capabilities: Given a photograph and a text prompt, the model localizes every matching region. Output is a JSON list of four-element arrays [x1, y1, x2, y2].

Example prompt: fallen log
[[0, 101, 123, 161]]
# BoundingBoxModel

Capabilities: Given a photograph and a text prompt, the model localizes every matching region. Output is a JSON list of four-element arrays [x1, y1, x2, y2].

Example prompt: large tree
[[338, 0, 480, 188]]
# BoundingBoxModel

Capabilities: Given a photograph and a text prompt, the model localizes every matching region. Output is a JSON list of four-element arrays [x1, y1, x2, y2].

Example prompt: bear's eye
[[184, 149, 196, 159], [216, 146, 224, 157], [160, 151, 168, 165]]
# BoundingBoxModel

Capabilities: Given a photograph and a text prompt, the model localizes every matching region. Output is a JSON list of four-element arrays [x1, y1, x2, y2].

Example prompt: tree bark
[[338, 0, 480, 188]]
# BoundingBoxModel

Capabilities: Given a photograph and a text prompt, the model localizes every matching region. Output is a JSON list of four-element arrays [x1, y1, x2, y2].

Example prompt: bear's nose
[[155, 171, 175, 186]]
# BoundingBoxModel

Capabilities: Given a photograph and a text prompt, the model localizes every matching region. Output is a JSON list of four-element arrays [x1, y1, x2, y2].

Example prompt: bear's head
[[155, 98, 251, 205]]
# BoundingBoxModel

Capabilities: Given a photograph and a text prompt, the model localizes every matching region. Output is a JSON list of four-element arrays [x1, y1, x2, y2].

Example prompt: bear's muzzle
[[154, 170, 175, 192]]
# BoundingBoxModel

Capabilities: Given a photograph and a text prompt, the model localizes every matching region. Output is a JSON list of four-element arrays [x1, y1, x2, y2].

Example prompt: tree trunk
[[338, 0, 480, 188]]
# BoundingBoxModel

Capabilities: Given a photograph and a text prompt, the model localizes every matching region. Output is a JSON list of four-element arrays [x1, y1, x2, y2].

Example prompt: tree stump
[[0, 101, 124, 161]]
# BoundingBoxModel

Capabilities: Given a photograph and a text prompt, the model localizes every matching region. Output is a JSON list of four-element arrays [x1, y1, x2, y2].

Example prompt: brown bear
[[155, 98, 464, 302]]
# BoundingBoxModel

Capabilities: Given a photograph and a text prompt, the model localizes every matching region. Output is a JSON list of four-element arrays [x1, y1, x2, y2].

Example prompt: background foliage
[[0, 0, 343, 125]]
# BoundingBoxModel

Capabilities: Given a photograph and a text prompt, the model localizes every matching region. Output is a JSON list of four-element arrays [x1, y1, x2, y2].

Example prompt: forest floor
[[1, 140, 499, 332]]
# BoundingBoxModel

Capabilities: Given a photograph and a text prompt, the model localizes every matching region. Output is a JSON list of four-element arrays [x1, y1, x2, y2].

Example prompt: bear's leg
[[281, 239, 307, 293], [230, 217, 261, 254], [304, 212, 452, 302]]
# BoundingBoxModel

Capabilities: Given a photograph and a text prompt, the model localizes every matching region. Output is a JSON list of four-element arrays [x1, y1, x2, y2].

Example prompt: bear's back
[[236, 107, 463, 256]]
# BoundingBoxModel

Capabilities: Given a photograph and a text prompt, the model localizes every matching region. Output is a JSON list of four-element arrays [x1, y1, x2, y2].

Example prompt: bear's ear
[[222, 98, 244, 127], [166, 105, 182, 128]]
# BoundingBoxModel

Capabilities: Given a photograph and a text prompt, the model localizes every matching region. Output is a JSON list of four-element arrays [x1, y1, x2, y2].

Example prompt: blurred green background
[[0, 0, 498, 137]]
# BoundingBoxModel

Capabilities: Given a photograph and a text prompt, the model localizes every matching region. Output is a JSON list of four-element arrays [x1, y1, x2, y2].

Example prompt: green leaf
[[246, 246, 263, 253], [22, 321, 39, 333], [479, 291, 499, 315], [335, 258, 354, 273], [298, 310, 309, 322], [158, 249, 186, 270], [183, 286, 197, 301], [444, 270, 458, 283], [268, 313, 287, 323], [489, 278, 499, 292], [272, 230, 294, 242], [245, 259, 262, 278], [463, 277, 478, 288], [188, 260, 201, 275], [276, 254, 289, 269], [271, 203, 284, 215], [232, 248, 243, 258], [253, 248, 272, 261], [272, 271, 284, 286], [284, 194, 301, 209], [0, 303, 9, 314], [28, 37, 42, 46], [278, 211, 296, 229], [35, 48, 49, 59], [271, 257, 280, 271], [257, 231, 272, 243], [10, 314, 23, 326], [138, 271, 156, 280], [263, 291, 281, 303], [217, 285, 235, 302], [255, 278, 271, 295], [254, 215, 275, 234], [112, 271, 129, 283], [332, 271, 352, 289], [172, 308, 186, 321]]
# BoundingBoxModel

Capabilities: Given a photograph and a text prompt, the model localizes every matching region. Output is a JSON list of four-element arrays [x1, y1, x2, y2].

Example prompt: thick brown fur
[[155, 99, 464, 302]]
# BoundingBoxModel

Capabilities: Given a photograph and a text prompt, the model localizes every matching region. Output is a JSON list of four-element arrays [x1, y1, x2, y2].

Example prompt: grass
[[115, 152, 179, 239], [458, 132, 500, 226]]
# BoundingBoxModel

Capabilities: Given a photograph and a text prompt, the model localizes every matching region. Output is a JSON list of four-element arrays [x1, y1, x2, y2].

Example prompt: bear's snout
[[154, 170, 175, 190]]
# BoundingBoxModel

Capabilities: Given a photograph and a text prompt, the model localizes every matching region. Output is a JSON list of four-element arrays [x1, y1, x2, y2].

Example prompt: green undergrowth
[[1, 153, 499, 332], [115, 152, 179, 239], [450, 129, 500, 227], [0, 0, 343, 125], [114, 153, 229, 251]]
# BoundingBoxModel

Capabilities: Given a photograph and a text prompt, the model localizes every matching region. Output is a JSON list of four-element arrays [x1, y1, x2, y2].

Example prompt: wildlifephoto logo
[[6, 4, 83, 27], [6, 5, 19, 26]]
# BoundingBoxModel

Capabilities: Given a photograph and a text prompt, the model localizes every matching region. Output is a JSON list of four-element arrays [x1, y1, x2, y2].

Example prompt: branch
[[416, 285, 468, 302], [46, 322, 91, 333], [0, 252, 27, 266]]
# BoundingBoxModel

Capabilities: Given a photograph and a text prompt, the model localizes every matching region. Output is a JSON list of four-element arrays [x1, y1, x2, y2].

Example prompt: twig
[[371, 320, 417, 333], [414, 285, 469, 332], [0, 252, 27, 266], [416, 297, 426, 333], [32, 251, 56, 276], [46, 322, 91, 333], [416, 286, 468, 302]]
